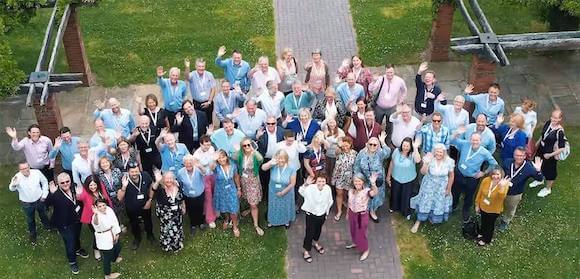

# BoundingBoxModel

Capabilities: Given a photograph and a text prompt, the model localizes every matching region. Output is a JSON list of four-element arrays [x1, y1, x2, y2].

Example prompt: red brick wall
[[427, 3, 454, 62], [33, 93, 63, 140], [63, 6, 93, 86], [468, 54, 497, 92]]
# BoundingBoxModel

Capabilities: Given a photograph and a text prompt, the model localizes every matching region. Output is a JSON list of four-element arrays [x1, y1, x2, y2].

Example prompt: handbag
[[554, 129, 570, 161], [462, 215, 479, 240], [525, 137, 536, 160]]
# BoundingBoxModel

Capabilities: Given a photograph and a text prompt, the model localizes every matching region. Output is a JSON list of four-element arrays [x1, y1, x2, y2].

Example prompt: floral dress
[[353, 147, 391, 211], [98, 168, 124, 216], [154, 186, 185, 252], [213, 164, 240, 214], [113, 149, 139, 173], [238, 152, 263, 206], [410, 157, 454, 224], [268, 165, 296, 226], [332, 149, 357, 190]]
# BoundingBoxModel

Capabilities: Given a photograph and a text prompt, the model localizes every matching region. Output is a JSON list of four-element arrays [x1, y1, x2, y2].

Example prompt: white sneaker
[[537, 187, 552, 197], [94, 249, 101, 260], [208, 222, 216, 229], [529, 180, 544, 188]]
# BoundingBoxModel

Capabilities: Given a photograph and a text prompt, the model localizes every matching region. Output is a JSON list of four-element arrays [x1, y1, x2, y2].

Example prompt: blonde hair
[[510, 113, 525, 129], [522, 98, 536, 110], [280, 48, 293, 60], [169, 67, 180, 76], [274, 149, 289, 164]]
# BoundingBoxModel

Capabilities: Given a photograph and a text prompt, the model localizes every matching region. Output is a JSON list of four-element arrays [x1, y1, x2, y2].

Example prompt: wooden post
[[63, 5, 93, 86], [427, 3, 455, 61], [33, 93, 63, 140]]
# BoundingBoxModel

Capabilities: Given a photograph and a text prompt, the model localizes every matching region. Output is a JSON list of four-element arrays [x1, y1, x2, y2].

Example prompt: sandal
[[303, 252, 313, 263], [345, 244, 357, 249], [314, 243, 325, 255], [233, 228, 240, 238], [254, 226, 264, 236], [334, 213, 341, 222]]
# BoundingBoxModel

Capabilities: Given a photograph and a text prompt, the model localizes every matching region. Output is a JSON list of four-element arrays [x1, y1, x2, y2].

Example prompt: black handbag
[[462, 215, 480, 240]]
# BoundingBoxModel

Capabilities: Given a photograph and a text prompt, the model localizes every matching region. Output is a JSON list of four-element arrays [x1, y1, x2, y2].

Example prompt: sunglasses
[[368, 143, 378, 147], [243, 144, 252, 147], [266, 123, 276, 125], [432, 119, 442, 123], [59, 180, 71, 185]]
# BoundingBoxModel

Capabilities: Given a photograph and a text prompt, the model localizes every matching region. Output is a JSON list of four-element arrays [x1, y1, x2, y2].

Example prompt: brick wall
[[468, 54, 497, 92], [63, 6, 93, 86], [33, 94, 63, 140], [427, 3, 454, 62]]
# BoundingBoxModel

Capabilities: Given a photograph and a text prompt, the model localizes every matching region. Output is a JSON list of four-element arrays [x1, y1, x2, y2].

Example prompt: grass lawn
[[0, 164, 286, 278], [393, 127, 580, 278], [4, 0, 275, 87], [350, 0, 548, 66]]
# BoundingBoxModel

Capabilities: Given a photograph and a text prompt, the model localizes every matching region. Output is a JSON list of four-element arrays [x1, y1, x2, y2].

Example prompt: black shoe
[[147, 234, 156, 244], [29, 235, 37, 245], [70, 263, 79, 275], [131, 239, 141, 250], [75, 249, 89, 259], [190, 226, 196, 236], [199, 224, 207, 230]]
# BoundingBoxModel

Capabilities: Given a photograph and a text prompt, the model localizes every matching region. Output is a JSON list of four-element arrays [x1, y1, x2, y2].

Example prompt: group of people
[[5, 46, 570, 276]]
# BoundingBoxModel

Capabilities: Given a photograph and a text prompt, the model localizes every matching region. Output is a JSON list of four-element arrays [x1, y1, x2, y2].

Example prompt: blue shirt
[[159, 143, 190, 173], [493, 124, 528, 161], [336, 82, 364, 107], [502, 159, 543, 195], [434, 102, 469, 133], [214, 91, 246, 121], [49, 137, 80, 171], [89, 129, 118, 149], [452, 138, 497, 177], [418, 124, 450, 153], [461, 123, 496, 154], [188, 71, 216, 102], [463, 93, 505, 124], [215, 57, 251, 92], [235, 108, 268, 139], [93, 108, 135, 139], [158, 78, 187, 112], [210, 128, 246, 157], [283, 91, 315, 116], [176, 167, 205, 198], [390, 149, 417, 184], [286, 119, 321, 145]]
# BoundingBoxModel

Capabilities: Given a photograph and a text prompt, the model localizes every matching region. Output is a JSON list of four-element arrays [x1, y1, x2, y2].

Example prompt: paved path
[[274, 0, 358, 79]]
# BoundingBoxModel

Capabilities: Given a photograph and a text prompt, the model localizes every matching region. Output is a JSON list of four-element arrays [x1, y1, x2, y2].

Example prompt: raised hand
[[10, 175, 19, 186], [175, 112, 184, 125], [5, 127, 17, 139], [54, 136, 62, 149], [153, 169, 163, 182], [49, 181, 57, 193], [217, 46, 227, 57], [232, 107, 241, 118], [206, 124, 214, 135], [423, 152, 433, 164], [285, 114, 294, 124], [412, 139, 420, 150], [418, 62, 428, 74], [436, 93, 446, 102], [256, 127, 265, 139], [370, 172, 378, 184], [184, 58, 191, 68], [456, 125, 467, 135], [94, 99, 105, 110], [156, 66, 166, 77], [305, 176, 315, 185], [134, 95, 143, 105], [496, 114, 504, 125], [160, 127, 169, 138], [121, 174, 129, 188], [533, 156, 543, 171], [296, 132, 303, 142], [464, 84, 474, 94], [91, 205, 99, 215], [379, 131, 387, 146]]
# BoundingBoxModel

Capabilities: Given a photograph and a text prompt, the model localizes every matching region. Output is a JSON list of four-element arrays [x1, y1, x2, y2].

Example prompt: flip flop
[[303, 253, 313, 263], [314, 244, 325, 255]]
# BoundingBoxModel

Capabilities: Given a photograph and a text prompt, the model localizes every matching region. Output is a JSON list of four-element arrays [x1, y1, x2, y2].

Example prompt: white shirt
[[389, 114, 421, 147], [192, 146, 216, 174], [265, 129, 279, 158], [257, 91, 285, 119], [92, 206, 121, 250], [235, 108, 268, 139], [514, 106, 537, 138], [251, 67, 281, 92], [274, 141, 307, 170], [72, 154, 93, 186], [9, 169, 48, 202], [299, 184, 333, 216]]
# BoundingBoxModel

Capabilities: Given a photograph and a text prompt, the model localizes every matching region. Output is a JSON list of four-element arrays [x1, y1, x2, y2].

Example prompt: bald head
[[139, 115, 150, 130]]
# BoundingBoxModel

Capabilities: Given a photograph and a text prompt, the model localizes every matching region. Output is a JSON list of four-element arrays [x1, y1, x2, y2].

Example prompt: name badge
[[483, 198, 491, 205], [170, 205, 179, 211], [169, 167, 175, 171], [75, 205, 81, 213], [242, 173, 249, 178], [460, 163, 467, 170], [200, 91, 207, 96], [315, 165, 323, 171], [137, 194, 145, 200], [275, 184, 282, 189], [225, 184, 231, 189], [145, 148, 153, 153], [420, 102, 427, 108]]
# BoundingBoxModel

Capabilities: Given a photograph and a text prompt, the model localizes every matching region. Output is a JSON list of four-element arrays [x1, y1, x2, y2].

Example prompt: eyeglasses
[[432, 119, 442, 123], [368, 143, 378, 147], [266, 123, 276, 125], [59, 180, 71, 185], [243, 144, 252, 147]]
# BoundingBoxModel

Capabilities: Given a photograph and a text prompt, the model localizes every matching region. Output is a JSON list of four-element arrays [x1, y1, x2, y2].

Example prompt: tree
[[507, 0, 580, 30]]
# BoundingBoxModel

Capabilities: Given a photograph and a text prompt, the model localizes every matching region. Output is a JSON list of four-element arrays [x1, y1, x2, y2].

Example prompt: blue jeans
[[58, 223, 82, 264], [22, 200, 50, 237]]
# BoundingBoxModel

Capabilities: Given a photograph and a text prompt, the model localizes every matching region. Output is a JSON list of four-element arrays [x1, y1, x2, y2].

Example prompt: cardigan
[[475, 177, 509, 214]]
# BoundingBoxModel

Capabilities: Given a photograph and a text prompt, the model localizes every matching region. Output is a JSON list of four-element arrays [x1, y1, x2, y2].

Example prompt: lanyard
[[187, 170, 195, 186], [363, 121, 374, 140], [465, 146, 481, 162], [128, 174, 142, 193], [140, 129, 151, 146], [147, 108, 158, 126], [353, 68, 361, 81], [277, 166, 287, 181], [314, 147, 322, 163], [243, 154, 253, 169], [60, 188, 76, 205], [196, 73, 205, 91], [293, 94, 303, 108], [487, 181, 499, 198], [104, 173, 113, 188], [424, 86, 433, 101], [221, 93, 232, 111], [121, 153, 130, 170], [503, 128, 517, 142], [509, 162, 525, 179], [301, 120, 311, 138], [220, 165, 231, 180], [543, 125, 555, 141]]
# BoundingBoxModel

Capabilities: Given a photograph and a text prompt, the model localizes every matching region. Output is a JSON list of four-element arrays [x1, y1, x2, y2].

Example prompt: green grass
[[394, 127, 580, 278], [0, 164, 286, 278], [5, 0, 275, 87], [350, 0, 548, 66]]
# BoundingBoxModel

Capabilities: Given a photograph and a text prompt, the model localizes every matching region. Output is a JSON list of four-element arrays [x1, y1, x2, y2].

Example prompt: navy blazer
[[257, 126, 285, 157], [172, 110, 208, 152], [45, 189, 81, 228]]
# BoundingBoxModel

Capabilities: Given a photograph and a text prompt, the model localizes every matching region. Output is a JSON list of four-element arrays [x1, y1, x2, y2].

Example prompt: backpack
[[555, 129, 570, 161], [462, 216, 479, 240]]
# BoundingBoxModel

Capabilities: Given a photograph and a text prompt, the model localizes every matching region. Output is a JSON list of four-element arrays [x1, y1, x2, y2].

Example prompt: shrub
[[0, 40, 26, 97]]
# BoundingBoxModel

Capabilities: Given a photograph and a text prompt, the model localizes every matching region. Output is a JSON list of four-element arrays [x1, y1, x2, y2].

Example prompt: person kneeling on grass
[[474, 168, 511, 246], [299, 175, 333, 263], [92, 198, 123, 279], [345, 173, 379, 261]]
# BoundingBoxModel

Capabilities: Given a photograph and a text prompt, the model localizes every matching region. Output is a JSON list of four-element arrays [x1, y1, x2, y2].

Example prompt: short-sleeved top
[[348, 188, 371, 213], [391, 149, 417, 184], [304, 147, 326, 174], [143, 108, 169, 130], [159, 143, 190, 173], [124, 172, 153, 210], [154, 186, 184, 207], [538, 121, 567, 154], [134, 127, 161, 159], [428, 157, 455, 177], [215, 163, 238, 186], [513, 107, 537, 138]]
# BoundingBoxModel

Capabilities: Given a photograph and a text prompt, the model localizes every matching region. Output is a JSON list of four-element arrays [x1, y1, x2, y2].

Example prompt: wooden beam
[[451, 38, 580, 53], [456, 0, 480, 36], [451, 31, 580, 46], [469, 0, 509, 65]]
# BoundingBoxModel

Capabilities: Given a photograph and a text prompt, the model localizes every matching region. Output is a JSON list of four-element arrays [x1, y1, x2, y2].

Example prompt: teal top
[[391, 149, 417, 184]]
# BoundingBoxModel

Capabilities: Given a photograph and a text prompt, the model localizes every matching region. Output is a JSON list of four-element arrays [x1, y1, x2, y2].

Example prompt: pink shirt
[[78, 183, 112, 224], [370, 75, 407, 109], [348, 188, 371, 213], [11, 136, 54, 168]]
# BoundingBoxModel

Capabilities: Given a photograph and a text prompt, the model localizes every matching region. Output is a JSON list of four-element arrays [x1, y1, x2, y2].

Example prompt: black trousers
[[193, 100, 214, 124], [303, 213, 326, 251], [452, 169, 480, 221], [480, 211, 499, 243], [126, 207, 153, 242], [36, 165, 54, 182], [165, 110, 177, 129], [141, 154, 161, 177], [259, 158, 272, 201], [390, 178, 415, 217], [185, 194, 205, 227], [101, 241, 122, 276]]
